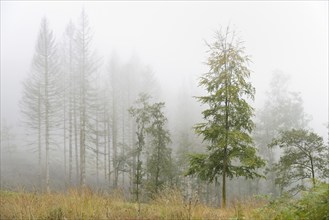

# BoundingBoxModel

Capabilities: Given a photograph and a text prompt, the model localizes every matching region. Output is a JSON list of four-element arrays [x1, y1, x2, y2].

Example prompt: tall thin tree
[[146, 102, 172, 195], [187, 27, 265, 208], [21, 17, 60, 192], [60, 20, 76, 186], [129, 93, 152, 204], [75, 9, 98, 187]]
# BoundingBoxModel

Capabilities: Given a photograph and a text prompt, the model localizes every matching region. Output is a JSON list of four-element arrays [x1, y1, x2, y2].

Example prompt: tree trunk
[[68, 75, 73, 185], [107, 119, 111, 188], [69, 102, 73, 185], [45, 43, 50, 193], [155, 135, 161, 194], [79, 14, 86, 188], [68, 30, 73, 186], [80, 81, 86, 187], [63, 87, 67, 187], [221, 48, 230, 208], [104, 114, 107, 183], [96, 113, 99, 186], [80, 107, 86, 187], [38, 86, 42, 190], [131, 121, 136, 198], [74, 95, 79, 184], [121, 107, 125, 187], [222, 166, 226, 208], [310, 156, 316, 187], [136, 133, 143, 202], [112, 97, 118, 189]]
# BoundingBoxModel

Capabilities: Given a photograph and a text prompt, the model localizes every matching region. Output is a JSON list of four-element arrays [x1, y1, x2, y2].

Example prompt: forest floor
[[0, 183, 328, 220]]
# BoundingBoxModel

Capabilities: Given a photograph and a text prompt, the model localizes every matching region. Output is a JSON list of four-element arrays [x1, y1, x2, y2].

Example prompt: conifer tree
[[146, 102, 172, 195], [187, 27, 265, 208], [75, 9, 98, 187], [21, 17, 60, 192]]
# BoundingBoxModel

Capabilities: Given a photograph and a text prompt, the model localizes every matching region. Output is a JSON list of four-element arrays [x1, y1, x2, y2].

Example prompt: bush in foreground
[[254, 182, 329, 220]]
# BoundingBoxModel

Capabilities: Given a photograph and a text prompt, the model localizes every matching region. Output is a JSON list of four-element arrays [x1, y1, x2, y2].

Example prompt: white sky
[[1, 1, 328, 137]]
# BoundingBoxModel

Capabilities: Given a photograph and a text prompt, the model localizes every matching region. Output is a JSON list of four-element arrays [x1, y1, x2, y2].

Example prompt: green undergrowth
[[253, 182, 329, 220]]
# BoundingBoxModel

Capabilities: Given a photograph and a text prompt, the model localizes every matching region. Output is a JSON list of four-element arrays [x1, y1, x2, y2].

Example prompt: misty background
[[1, 1, 328, 201]]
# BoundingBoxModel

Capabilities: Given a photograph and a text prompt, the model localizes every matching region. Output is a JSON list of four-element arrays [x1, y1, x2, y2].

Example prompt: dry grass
[[0, 188, 266, 220]]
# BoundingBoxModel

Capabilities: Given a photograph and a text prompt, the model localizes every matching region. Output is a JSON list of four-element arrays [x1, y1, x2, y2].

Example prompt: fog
[[1, 1, 328, 201]]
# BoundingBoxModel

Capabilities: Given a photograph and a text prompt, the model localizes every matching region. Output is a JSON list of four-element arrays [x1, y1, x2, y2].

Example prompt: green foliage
[[129, 93, 174, 199], [145, 102, 173, 196], [186, 153, 210, 181], [187, 26, 265, 207], [254, 182, 329, 220], [269, 129, 328, 193], [129, 93, 152, 202], [253, 71, 311, 197]]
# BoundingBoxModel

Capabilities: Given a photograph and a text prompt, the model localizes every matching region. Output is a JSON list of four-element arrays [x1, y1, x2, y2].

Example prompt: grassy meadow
[[1, 183, 328, 220], [0, 188, 262, 220]]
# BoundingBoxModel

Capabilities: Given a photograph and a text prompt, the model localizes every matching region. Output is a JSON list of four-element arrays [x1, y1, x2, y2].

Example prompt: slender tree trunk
[[136, 133, 143, 203], [131, 121, 136, 198], [79, 15, 86, 188], [121, 106, 125, 187], [69, 98, 73, 185], [206, 183, 210, 205], [104, 114, 107, 183], [74, 95, 79, 184], [96, 114, 99, 186], [68, 33, 73, 186], [80, 97, 86, 187], [44, 42, 50, 193], [38, 86, 42, 190], [45, 112, 50, 193], [80, 78, 86, 187], [155, 137, 160, 194], [222, 56, 228, 209], [112, 97, 118, 189], [222, 168, 226, 208], [68, 83, 73, 185], [221, 46, 231, 208], [63, 86, 67, 187], [310, 156, 316, 187], [107, 120, 111, 188]]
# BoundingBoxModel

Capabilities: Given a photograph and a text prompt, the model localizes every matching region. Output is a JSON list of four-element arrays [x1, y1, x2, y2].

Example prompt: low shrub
[[254, 182, 329, 220]]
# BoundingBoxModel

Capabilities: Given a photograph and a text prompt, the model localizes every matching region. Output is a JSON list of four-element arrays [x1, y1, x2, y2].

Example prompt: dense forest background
[[1, 2, 328, 210]]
